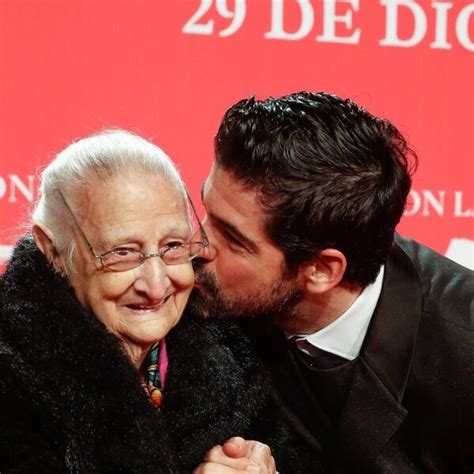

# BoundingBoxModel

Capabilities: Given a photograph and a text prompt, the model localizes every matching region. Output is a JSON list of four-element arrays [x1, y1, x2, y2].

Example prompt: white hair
[[32, 129, 188, 265]]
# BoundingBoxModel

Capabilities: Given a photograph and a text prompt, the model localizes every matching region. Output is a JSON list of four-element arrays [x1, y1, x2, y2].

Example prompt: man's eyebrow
[[208, 212, 258, 254]]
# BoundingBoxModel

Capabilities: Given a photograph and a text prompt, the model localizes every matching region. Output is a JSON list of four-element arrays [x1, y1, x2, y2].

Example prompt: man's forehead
[[202, 165, 253, 199], [200, 162, 219, 199], [201, 166, 273, 247]]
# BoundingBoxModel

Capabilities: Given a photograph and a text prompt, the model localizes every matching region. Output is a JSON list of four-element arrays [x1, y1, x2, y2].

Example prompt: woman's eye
[[113, 247, 137, 257], [165, 241, 185, 250]]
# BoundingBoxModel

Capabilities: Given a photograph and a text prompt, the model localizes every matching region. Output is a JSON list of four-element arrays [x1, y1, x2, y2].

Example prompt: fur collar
[[0, 235, 269, 472]]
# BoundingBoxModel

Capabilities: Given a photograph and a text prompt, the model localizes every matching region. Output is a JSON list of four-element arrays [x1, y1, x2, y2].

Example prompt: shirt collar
[[290, 266, 385, 361]]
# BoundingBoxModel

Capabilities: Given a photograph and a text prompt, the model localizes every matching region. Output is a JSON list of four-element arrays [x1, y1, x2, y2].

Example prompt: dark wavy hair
[[215, 91, 418, 287]]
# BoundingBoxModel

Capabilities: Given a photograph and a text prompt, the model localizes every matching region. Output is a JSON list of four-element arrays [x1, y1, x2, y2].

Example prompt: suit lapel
[[338, 243, 422, 465]]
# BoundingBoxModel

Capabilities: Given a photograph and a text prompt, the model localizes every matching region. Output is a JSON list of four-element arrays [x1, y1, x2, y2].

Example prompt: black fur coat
[[0, 236, 325, 473]]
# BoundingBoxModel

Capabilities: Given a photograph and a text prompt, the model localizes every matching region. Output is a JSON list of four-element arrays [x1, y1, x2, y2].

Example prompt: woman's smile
[[124, 295, 172, 314]]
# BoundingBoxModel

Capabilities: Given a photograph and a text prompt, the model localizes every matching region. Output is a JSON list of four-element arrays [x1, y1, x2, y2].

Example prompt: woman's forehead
[[75, 174, 190, 239], [98, 214, 192, 247], [79, 174, 184, 212]]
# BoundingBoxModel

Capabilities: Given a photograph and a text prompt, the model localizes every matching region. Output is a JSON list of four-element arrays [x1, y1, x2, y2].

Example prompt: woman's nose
[[133, 257, 169, 300]]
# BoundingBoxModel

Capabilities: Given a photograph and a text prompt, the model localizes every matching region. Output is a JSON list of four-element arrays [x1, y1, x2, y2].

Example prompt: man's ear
[[299, 249, 347, 294], [32, 224, 64, 275]]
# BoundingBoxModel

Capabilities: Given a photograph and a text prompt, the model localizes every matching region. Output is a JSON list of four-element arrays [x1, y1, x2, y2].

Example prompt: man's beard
[[189, 267, 304, 323]]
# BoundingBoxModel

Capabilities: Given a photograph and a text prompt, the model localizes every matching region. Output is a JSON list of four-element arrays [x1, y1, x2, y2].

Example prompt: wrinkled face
[[190, 165, 303, 322], [65, 173, 194, 355]]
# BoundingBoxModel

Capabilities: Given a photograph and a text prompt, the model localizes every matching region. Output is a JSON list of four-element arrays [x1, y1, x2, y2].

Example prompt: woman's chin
[[121, 316, 178, 347]]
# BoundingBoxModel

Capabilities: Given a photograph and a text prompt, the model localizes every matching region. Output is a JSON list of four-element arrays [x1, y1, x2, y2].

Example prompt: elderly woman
[[0, 130, 286, 473]]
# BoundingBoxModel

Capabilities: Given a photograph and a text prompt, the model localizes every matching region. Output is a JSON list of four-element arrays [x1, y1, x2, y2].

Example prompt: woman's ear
[[300, 249, 347, 295], [32, 224, 64, 275]]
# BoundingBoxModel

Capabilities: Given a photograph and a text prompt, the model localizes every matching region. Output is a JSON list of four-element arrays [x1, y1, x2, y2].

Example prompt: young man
[[191, 92, 474, 473]]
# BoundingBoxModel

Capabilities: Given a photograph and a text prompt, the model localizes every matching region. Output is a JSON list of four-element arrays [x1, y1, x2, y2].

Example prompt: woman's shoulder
[[160, 315, 271, 468], [0, 347, 69, 473], [167, 314, 269, 379]]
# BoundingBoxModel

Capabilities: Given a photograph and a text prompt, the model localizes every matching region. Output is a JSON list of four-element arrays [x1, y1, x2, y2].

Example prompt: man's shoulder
[[393, 234, 473, 332], [394, 234, 470, 275]]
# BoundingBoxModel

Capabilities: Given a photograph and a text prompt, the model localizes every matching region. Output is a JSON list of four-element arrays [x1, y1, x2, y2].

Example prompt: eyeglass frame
[[56, 188, 209, 271]]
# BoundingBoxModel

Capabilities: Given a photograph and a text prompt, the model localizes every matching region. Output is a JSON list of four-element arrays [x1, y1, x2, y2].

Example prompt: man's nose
[[134, 257, 169, 300], [199, 218, 217, 262], [198, 237, 216, 262]]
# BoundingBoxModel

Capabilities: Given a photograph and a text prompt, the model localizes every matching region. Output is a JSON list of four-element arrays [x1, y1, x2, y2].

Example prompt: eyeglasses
[[57, 189, 208, 272]]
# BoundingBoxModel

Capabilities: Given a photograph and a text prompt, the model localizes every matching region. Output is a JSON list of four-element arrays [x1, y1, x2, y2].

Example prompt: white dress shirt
[[289, 266, 385, 361]]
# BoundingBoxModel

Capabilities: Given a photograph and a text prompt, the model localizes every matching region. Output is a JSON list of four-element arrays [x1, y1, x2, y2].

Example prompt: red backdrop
[[1, 0, 473, 269]]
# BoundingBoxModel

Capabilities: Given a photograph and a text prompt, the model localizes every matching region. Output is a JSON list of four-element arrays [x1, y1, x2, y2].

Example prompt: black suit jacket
[[259, 236, 474, 473]]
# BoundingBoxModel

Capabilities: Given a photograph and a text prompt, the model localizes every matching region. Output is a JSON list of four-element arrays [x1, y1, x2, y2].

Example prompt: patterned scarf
[[141, 339, 167, 407]]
